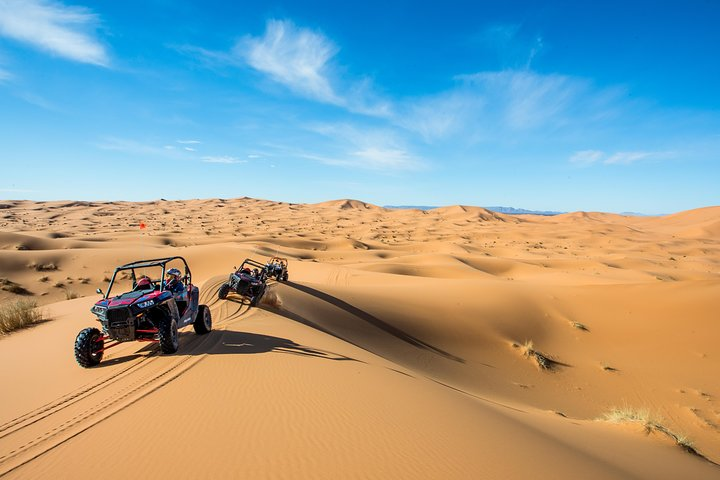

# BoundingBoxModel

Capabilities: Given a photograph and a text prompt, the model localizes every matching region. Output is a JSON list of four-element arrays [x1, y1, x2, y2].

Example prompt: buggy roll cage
[[238, 258, 267, 271], [100, 256, 192, 299]]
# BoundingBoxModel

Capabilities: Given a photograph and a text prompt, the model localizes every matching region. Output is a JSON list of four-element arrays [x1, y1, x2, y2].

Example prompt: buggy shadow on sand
[[74, 256, 212, 368]]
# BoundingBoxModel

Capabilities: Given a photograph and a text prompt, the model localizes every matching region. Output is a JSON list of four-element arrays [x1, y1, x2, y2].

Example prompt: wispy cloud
[[477, 23, 544, 70], [177, 140, 201, 144], [299, 151, 421, 171], [0, 0, 109, 66], [184, 147, 196, 152], [604, 151, 668, 165], [171, 44, 240, 69], [393, 69, 629, 145], [201, 156, 245, 164], [231, 19, 391, 116], [569, 150, 675, 166], [570, 150, 604, 165], [237, 19, 340, 105], [302, 123, 425, 171], [95, 137, 179, 157]]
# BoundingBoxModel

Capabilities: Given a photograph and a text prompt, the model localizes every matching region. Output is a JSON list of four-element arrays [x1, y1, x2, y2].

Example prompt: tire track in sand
[[0, 278, 253, 477]]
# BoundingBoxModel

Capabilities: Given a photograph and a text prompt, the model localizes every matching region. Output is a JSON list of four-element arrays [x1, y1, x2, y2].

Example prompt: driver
[[164, 268, 185, 296]]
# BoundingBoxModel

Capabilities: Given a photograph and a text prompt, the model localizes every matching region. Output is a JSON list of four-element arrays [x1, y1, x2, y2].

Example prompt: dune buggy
[[265, 256, 289, 282], [217, 258, 268, 306], [74, 256, 212, 368]]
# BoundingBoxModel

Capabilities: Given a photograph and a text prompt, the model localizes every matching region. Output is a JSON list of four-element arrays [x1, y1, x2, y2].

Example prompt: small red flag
[[139, 222, 146, 230]]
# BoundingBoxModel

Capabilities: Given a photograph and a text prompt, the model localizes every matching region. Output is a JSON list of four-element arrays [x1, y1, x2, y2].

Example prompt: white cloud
[[570, 150, 605, 165], [184, 147, 196, 152], [393, 69, 628, 145], [604, 151, 653, 165], [349, 148, 421, 170], [0, 0, 108, 66], [177, 139, 201, 144], [302, 123, 425, 171], [95, 137, 169, 156], [238, 19, 340, 105], [569, 150, 675, 166], [235, 19, 391, 116], [247, 154, 262, 159], [0, 66, 11, 81], [457, 70, 584, 130], [201, 156, 245, 164]]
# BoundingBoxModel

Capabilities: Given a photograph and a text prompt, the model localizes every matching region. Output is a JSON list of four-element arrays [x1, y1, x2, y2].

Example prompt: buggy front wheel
[[158, 316, 179, 354], [75, 327, 104, 368]]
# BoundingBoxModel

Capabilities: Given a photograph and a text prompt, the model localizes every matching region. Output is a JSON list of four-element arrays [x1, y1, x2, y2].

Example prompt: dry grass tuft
[[601, 407, 702, 457], [0, 299, 44, 334], [571, 321, 589, 331], [65, 289, 78, 300], [513, 340, 557, 370], [33, 263, 58, 272], [601, 363, 619, 372]]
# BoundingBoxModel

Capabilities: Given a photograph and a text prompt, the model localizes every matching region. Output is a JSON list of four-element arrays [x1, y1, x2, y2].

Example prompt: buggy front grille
[[107, 307, 132, 328]]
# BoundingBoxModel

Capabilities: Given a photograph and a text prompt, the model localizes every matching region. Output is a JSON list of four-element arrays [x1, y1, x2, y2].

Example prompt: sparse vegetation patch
[[0, 299, 44, 334], [512, 340, 558, 370], [600, 407, 703, 457]]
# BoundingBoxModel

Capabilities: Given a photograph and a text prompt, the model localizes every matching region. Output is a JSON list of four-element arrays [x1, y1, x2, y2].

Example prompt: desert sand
[[0, 197, 719, 479]]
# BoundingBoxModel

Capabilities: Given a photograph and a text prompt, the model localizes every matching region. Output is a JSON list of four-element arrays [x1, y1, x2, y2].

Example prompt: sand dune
[[0, 198, 719, 478]]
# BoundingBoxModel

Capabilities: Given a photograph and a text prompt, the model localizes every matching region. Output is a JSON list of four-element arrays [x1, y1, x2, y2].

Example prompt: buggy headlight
[[91, 305, 107, 316], [137, 299, 154, 309]]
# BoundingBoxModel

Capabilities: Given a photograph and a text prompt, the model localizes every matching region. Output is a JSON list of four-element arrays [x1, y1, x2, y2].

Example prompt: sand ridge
[[0, 198, 719, 478]]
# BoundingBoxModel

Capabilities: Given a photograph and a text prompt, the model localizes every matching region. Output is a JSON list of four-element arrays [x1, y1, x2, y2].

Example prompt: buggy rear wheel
[[158, 316, 179, 354], [218, 283, 230, 300], [282, 272, 288, 281], [74, 327, 104, 368], [193, 304, 212, 334]]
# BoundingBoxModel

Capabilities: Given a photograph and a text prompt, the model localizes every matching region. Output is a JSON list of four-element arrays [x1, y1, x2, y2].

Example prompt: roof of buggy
[[116, 256, 189, 270]]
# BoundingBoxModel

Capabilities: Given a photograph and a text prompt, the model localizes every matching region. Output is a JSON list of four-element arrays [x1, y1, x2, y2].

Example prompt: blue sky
[[0, 0, 718, 213]]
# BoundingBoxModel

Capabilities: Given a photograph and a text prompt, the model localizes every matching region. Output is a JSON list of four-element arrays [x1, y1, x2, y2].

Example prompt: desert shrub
[[512, 340, 557, 370], [601, 407, 699, 456], [34, 263, 58, 272], [0, 299, 43, 334]]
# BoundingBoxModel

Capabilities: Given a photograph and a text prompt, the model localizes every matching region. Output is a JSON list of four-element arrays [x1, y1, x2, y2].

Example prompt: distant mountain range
[[384, 205, 663, 216], [483, 206, 565, 216], [384, 205, 565, 216]]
